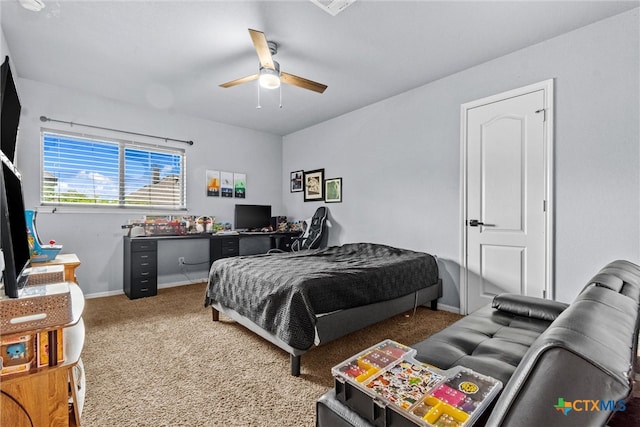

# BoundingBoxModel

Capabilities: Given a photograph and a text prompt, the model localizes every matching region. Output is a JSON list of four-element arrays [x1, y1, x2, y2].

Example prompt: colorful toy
[[25, 209, 62, 262], [6, 342, 26, 360]]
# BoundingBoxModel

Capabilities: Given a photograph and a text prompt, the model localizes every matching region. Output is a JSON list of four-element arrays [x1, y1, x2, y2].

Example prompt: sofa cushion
[[492, 293, 568, 321], [412, 303, 553, 384]]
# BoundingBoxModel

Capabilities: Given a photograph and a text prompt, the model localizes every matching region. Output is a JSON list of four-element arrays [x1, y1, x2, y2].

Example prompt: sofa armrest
[[492, 293, 568, 322]]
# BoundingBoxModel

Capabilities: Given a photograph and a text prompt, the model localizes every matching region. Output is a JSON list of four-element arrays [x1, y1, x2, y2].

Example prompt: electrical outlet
[[178, 257, 185, 266]]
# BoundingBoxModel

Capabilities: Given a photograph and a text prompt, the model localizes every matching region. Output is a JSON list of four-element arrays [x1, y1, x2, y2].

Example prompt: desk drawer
[[131, 266, 156, 281], [221, 238, 239, 250], [131, 251, 157, 267], [130, 240, 157, 252], [131, 252, 157, 279], [129, 277, 157, 299], [220, 237, 239, 257], [221, 246, 239, 257]]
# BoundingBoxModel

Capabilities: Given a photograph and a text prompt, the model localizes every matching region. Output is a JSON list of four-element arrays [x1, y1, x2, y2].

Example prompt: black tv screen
[[234, 204, 271, 231], [1, 157, 30, 298], [1, 56, 22, 162]]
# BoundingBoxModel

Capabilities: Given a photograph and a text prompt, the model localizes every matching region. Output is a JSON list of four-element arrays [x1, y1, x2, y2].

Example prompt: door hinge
[[535, 108, 546, 122], [543, 200, 546, 212], [543, 290, 547, 299]]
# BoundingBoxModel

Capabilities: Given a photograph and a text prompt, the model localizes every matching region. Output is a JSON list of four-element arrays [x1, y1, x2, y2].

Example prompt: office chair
[[291, 206, 328, 251]]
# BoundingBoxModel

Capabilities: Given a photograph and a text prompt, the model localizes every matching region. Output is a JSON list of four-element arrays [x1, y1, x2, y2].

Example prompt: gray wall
[[12, 79, 282, 296], [282, 9, 640, 307]]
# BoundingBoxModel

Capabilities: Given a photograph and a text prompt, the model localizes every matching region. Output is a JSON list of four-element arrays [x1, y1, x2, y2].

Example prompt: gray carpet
[[80, 283, 462, 426]]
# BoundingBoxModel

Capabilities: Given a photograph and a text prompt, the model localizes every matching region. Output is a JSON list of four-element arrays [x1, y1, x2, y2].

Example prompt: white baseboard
[[84, 289, 123, 299], [157, 278, 207, 289], [435, 303, 461, 314]]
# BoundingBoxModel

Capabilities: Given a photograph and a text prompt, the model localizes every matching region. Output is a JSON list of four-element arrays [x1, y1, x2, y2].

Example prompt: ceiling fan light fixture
[[310, 0, 355, 16], [19, 0, 45, 11], [259, 62, 281, 90]]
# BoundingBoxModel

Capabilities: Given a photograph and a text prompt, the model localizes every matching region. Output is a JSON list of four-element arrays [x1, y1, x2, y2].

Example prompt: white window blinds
[[42, 131, 186, 209]]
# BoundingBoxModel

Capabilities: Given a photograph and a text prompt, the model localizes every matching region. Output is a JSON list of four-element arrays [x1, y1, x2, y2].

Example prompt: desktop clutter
[[122, 215, 306, 237], [122, 215, 230, 237]]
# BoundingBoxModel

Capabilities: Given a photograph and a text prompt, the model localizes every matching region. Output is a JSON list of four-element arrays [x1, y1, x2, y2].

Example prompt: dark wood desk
[[123, 232, 300, 299]]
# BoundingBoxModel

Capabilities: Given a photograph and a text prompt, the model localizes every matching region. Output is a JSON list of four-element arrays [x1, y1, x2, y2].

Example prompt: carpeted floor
[[80, 283, 462, 426]]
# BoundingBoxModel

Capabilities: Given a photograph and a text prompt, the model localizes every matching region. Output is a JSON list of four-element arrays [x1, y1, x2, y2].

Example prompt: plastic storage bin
[[332, 340, 502, 427]]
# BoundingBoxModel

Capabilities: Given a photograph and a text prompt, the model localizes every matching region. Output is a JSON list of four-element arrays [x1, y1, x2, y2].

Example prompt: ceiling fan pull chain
[[256, 81, 262, 109], [279, 83, 283, 109]]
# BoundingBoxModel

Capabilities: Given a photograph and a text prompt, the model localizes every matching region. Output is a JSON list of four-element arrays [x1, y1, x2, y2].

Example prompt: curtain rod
[[39, 116, 194, 146]]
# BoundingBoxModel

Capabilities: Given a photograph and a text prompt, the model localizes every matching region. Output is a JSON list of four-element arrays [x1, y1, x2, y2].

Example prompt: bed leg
[[291, 354, 301, 377], [212, 307, 219, 321], [430, 299, 438, 311]]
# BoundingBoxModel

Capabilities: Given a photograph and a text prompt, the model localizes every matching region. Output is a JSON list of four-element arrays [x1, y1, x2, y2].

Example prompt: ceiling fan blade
[[249, 29, 275, 70], [281, 72, 327, 94], [219, 74, 259, 88]]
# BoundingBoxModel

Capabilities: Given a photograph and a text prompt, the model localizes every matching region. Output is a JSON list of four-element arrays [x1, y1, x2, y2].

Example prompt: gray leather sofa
[[316, 260, 640, 427]]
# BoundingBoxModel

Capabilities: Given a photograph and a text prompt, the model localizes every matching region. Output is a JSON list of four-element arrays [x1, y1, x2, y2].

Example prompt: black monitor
[[234, 204, 272, 231], [1, 157, 30, 298], [1, 56, 22, 162]]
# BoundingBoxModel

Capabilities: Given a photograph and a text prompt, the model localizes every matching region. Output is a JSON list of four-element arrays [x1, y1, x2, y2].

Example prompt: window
[[41, 131, 186, 209]]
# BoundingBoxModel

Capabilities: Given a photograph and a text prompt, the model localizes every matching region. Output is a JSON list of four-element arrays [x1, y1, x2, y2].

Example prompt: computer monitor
[[234, 204, 272, 231], [1, 56, 22, 162], [1, 156, 30, 298]]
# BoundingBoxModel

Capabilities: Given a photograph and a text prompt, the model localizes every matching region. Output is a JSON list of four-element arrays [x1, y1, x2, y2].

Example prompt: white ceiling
[[2, 0, 638, 136]]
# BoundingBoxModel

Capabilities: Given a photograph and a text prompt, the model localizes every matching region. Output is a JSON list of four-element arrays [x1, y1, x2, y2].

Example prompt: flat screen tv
[[234, 204, 271, 231], [1, 157, 30, 298], [1, 56, 22, 162]]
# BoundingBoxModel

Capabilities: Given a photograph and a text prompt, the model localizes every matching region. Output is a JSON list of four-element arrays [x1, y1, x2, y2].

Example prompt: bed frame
[[210, 279, 442, 376]]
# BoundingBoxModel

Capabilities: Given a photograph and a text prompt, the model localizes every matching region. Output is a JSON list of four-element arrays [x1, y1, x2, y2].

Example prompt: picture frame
[[206, 170, 220, 197], [220, 171, 234, 198], [303, 168, 324, 202], [233, 173, 246, 198], [290, 170, 303, 193], [324, 177, 342, 203]]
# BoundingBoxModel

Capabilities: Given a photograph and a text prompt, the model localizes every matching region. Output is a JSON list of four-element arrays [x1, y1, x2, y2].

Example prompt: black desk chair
[[291, 206, 328, 252], [269, 206, 328, 254]]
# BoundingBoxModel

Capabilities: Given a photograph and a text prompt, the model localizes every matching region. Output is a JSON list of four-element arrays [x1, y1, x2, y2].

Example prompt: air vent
[[310, 0, 356, 16]]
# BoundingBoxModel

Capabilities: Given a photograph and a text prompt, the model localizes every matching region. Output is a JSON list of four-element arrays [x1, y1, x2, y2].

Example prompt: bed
[[204, 242, 442, 376]]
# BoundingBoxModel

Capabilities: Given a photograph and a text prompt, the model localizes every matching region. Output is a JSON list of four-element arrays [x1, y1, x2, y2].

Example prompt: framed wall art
[[220, 171, 234, 198], [234, 173, 246, 198], [290, 170, 303, 192], [304, 168, 324, 202], [206, 170, 220, 197], [325, 177, 342, 203]]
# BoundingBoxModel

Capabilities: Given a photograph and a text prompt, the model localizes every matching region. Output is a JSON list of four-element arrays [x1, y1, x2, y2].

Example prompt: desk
[[123, 232, 300, 299]]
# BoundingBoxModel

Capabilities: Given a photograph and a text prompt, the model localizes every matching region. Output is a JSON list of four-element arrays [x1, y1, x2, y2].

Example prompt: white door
[[463, 83, 552, 314]]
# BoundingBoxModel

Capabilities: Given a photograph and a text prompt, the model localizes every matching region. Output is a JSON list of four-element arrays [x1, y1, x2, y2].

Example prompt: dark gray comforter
[[204, 242, 438, 350]]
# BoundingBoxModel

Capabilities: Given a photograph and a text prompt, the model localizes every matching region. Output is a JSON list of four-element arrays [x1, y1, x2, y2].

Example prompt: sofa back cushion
[[582, 259, 640, 304], [486, 284, 640, 426]]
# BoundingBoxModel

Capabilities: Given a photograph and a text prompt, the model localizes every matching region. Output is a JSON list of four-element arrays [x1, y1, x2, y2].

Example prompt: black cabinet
[[123, 237, 158, 299], [275, 234, 297, 252], [209, 236, 240, 268]]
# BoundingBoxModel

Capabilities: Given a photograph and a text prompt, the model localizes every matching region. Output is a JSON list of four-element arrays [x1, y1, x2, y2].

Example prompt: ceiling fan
[[219, 29, 327, 95]]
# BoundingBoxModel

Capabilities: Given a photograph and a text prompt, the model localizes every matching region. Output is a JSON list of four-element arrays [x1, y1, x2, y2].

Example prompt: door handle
[[469, 219, 484, 227]]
